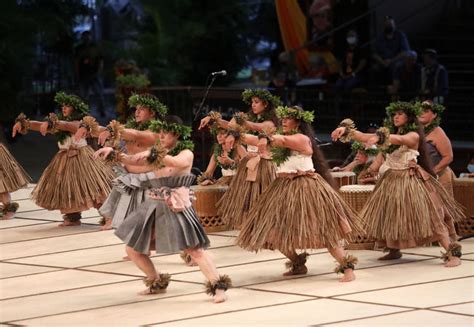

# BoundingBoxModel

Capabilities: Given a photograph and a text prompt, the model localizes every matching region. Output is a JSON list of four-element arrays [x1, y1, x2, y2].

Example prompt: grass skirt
[[237, 174, 364, 253], [361, 168, 464, 249], [32, 146, 114, 214], [215, 175, 233, 186], [0, 143, 31, 193], [217, 156, 276, 229]]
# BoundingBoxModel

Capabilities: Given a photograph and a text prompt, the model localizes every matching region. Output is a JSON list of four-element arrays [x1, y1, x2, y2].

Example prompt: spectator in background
[[74, 31, 105, 116], [420, 49, 448, 104], [268, 71, 296, 105], [388, 50, 421, 101], [372, 16, 410, 84], [334, 29, 368, 94]]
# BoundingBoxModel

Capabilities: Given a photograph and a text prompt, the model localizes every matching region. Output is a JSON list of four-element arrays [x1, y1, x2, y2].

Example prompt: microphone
[[211, 70, 227, 76]]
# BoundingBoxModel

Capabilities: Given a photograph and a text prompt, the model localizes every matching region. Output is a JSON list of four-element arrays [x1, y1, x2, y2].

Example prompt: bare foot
[[1, 212, 15, 220], [213, 289, 228, 303], [444, 257, 461, 268], [100, 219, 113, 231], [378, 249, 402, 260], [283, 264, 308, 276], [58, 220, 81, 227], [339, 268, 356, 282]]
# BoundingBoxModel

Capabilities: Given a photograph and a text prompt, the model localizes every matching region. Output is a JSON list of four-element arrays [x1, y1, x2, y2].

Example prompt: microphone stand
[[193, 74, 217, 121], [194, 73, 217, 171]]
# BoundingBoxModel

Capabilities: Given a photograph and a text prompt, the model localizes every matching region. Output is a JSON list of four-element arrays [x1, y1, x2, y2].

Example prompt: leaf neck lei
[[213, 143, 236, 170], [270, 129, 298, 166], [382, 118, 418, 154], [168, 140, 195, 157], [124, 117, 152, 131], [54, 111, 86, 143], [424, 117, 441, 135], [353, 163, 370, 176]]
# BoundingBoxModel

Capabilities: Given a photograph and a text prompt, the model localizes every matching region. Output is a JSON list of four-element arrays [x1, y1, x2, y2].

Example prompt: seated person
[[388, 50, 421, 101], [332, 141, 378, 184], [334, 29, 368, 94]]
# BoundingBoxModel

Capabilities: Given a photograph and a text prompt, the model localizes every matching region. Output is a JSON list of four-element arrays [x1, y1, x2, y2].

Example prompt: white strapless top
[[221, 168, 236, 177], [380, 145, 419, 175], [277, 151, 314, 174], [57, 136, 87, 150], [247, 145, 258, 153]]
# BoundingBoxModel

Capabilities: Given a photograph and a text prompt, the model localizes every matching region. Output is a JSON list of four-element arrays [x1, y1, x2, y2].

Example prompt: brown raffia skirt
[[215, 175, 233, 186], [0, 143, 31, 193], [237, 174, 364, 253], [438, 167, 455, 197], [217, 156, 276, 229], [32, 146, 115, 214], [360, 168, 464, 249]]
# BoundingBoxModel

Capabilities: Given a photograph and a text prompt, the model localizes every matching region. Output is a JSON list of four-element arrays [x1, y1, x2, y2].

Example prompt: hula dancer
[[89, 93, 167, 230], [12, 92, 114, 226], [96, 116, 231, 303], [198, 126, 246, 186], [0, 142, 31, 219], [237, 106, 362, 281], [334, 142, 379, 184], [417, 100, 455, 196], [331, 101, 465, 267], [199, 89, 280, 229]]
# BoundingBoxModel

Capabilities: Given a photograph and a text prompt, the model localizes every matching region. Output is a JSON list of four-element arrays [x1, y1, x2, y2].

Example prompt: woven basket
[[339, 185, 376, 250], [190, 185, 229, 232], [453, 178, 474, 236]]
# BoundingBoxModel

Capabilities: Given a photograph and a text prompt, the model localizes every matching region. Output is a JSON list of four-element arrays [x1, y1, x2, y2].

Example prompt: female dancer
[[237, 106, 363, 281], [12, 91, 114, 226], [417, 100, 455, 196], [0, 142, 31, 219], [331, 101, 464, 267], [198, 127, 246, 186], [199, 89, 280, 228], [92, 93, 167, 230], [96, 116, 231, 303]]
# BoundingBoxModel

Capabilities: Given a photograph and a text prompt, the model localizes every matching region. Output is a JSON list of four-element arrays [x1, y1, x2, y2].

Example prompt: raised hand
[[199, 116, 211, 130], [12, 122, 21, 138], [98, 130, 111, 146], [74, 127, 88, 142], [39, 121, 49, 136], [331, 127, 345, 141], [94, 147, 113, 160]]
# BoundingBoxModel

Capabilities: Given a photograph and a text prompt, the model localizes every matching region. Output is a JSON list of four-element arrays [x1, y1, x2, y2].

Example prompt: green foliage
[[116, 74, 151, 89], [128, 93, 168, 117], [275, 106, 314, 123], [0, 0, 88, 120], [54, 91, 90, 115], [128, 0, 250, 85]]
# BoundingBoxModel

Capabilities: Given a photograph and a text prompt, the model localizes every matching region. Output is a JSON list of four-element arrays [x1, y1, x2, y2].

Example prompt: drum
[[331, 172, 356, 188], [453, 178, 474, 237], [190, 184, 229, 232], [339, 184, 376, 250]]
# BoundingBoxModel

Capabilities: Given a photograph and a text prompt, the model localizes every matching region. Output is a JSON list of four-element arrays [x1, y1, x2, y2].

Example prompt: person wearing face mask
[[373, 16, 410, 84], [464, 156, 474, 177], [334, 29, 368, 94]]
